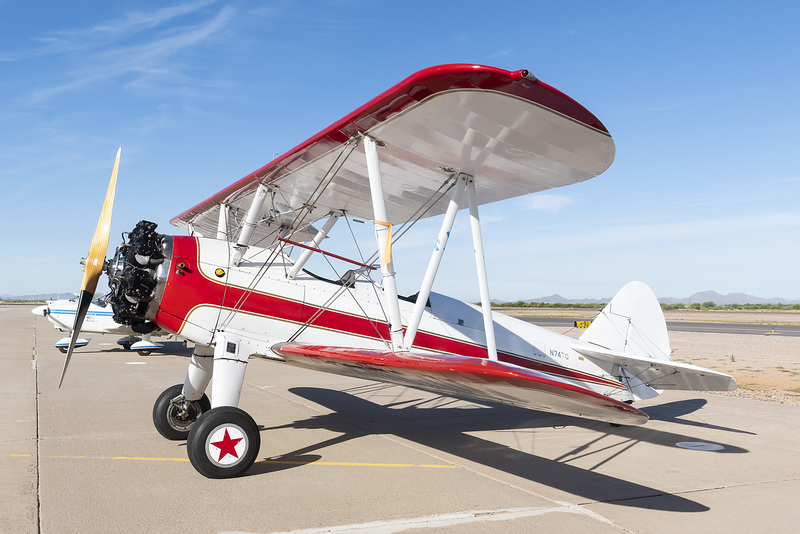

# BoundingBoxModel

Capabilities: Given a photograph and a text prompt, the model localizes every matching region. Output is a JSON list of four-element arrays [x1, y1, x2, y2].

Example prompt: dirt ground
[[498, 308, 800, 406], [500, 307, 800, 325], [668, 331, 800, 405]]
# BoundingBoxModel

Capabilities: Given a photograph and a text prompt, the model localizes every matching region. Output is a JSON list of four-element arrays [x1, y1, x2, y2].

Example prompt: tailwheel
[[152, 384, 211, 440], [187, 406, 260, 479]]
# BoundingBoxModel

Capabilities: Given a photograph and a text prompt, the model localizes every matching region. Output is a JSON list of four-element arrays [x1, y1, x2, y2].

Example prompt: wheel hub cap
[[206, 425, 247, 466]]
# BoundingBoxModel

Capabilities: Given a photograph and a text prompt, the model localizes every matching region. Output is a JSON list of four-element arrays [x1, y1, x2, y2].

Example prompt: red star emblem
[[211, 428, 243, 462]]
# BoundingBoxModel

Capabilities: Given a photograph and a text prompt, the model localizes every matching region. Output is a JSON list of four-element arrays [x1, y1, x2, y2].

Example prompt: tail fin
[[580, 281, 671, 361]]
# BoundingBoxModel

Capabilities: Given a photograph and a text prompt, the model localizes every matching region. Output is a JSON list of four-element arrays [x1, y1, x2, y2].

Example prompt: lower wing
[[271, 343, 648, 425]]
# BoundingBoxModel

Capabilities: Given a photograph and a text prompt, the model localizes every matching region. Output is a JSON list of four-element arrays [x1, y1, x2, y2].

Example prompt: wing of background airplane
[[171, 64, 614, 247]]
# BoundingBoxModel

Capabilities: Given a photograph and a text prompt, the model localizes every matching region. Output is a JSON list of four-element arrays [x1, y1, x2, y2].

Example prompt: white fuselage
[[34, 298, 132, 335]]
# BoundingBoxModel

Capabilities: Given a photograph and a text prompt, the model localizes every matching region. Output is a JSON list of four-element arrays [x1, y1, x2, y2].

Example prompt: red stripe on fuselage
[[155, 237, 621, 389]]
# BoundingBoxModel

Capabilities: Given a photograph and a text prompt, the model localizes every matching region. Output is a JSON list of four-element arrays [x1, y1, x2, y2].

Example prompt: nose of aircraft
[[32, 304, 49, 316]]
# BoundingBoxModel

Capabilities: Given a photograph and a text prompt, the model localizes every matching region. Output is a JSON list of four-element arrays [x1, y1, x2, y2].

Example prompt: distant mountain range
[[0, 293, 78, 301], [503, 290, 800, 306], [657, 290, 800, 306]]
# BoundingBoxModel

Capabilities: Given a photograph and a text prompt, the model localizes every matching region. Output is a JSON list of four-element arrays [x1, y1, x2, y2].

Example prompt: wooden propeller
[[58, 148, 120, 387]]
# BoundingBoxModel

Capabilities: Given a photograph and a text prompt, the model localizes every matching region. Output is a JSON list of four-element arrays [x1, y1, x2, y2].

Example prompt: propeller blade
[[59, 148, 120, 388]]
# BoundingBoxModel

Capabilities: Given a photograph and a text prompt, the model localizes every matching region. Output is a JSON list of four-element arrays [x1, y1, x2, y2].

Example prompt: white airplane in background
[[33, 294, 164, 355], [58, 64, 736, 479]]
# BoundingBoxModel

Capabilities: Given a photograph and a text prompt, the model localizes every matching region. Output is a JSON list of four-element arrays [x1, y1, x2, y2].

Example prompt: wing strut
[[286, 212, 341, 279], [404, 175, 466, 350], [466, 177, 498, 361], [232, 184, 269, 265], [401, 172, 498, 360], [363, 135, 404, 351], [216, 203, 230, 240]]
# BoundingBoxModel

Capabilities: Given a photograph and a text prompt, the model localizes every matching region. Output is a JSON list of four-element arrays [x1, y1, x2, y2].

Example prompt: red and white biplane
[[60, 64, 736, 478]]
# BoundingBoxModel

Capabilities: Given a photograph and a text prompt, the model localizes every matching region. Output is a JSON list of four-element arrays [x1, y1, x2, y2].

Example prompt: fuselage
[[107, 232, 630, 401]]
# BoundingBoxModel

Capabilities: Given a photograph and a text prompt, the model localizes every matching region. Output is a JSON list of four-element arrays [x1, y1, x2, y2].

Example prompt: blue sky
[[1, 1, 798, 301]]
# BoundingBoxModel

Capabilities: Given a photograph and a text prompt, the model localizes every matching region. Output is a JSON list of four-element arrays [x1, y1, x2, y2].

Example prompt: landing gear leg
[[152, 345, 214, 440], [152, 384, 211, 440], [183, 344, 214, 402], [186, 333, 260, 478]]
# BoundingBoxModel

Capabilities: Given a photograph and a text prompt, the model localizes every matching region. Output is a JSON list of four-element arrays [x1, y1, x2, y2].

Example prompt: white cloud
[[520, 193, 575, 213], [488, 49, 513, 59], [0, 184, 33, 203], [519, 211, 800, 254], [31, 3, 233, 101], [477, 214, 508, 224], [2, 0, 220, 62]]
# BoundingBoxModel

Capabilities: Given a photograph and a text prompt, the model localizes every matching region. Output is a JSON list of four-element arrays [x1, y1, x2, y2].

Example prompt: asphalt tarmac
[[3, 305, 800, 533]]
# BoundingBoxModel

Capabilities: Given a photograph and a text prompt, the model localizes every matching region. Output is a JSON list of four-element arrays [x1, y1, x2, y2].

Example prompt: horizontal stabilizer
[[571, 343, 737, 391], [271, 343, 648, 425]]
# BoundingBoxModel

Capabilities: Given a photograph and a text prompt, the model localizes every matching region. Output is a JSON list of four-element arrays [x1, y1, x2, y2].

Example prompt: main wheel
[[152, 384, 211, 440], [137, 349, 152, 356], [187, 406, 260, 479]]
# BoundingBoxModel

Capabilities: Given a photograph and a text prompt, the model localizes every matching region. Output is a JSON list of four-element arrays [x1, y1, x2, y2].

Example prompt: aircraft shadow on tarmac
[[252, 385, 754, 512], [642, 398, 756, 435]]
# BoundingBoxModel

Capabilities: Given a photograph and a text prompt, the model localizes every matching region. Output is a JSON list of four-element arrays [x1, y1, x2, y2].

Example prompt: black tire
[[137, 349, 152, 356], [57, 346, 68, 354], [121, 343, 132, 350], [187, 406, 260, 479], [152, 384, 211, 440]]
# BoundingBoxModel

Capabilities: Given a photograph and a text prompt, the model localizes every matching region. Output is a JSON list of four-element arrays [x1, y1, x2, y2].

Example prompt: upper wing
[[271, 343, 648, 425], [171, 64, 615, 244]]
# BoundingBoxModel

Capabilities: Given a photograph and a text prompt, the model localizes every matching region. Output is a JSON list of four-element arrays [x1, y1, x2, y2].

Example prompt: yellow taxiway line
[[3, 453, 456, 469]]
